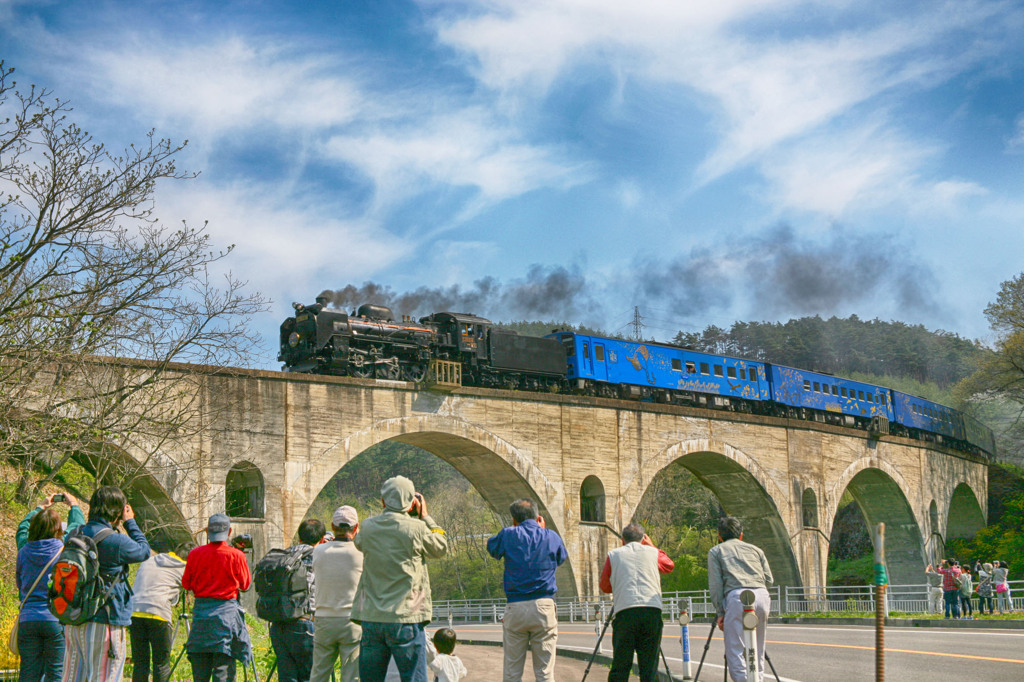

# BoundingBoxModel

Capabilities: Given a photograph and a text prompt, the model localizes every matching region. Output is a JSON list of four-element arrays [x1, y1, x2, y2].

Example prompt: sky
[[3, 0, 1024, 366]]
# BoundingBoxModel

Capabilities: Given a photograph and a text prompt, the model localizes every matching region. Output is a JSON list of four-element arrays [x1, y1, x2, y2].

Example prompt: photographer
[[64, 486, 151, 682], [486, 498, 567, 682], [599, 523, 675, 682], [130, 541, 195, 682], [707, 516, 772, 682], [182, 514, 252, 682], [259, 519, 327, 682], [15, 492, 85, 682], [351, 476, 448, 682]]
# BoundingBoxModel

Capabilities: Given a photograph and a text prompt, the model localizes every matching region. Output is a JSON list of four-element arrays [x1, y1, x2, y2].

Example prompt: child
[[427, 628, 467, 682]]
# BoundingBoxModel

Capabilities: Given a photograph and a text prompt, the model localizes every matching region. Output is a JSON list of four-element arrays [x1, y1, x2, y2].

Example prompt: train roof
[[420, 311, 493, 325]]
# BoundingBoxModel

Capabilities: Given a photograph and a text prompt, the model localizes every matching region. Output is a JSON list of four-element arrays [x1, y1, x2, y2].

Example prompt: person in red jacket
[[182, 513, 252, 682]]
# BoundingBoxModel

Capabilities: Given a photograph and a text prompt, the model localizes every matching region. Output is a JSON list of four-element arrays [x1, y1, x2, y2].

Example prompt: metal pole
[[874, 522, 887, 682], [679, 598, 693, 680], [740, 589, 759, 681]]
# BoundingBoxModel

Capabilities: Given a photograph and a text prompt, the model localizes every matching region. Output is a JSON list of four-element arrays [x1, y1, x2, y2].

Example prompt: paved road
[[450, 621, 1024, 681]]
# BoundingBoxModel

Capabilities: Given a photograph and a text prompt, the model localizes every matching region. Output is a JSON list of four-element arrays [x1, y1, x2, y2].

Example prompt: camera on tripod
[[230, 533, 253, 550]]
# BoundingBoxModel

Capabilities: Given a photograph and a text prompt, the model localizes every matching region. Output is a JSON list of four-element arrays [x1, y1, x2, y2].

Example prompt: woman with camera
[[63, 485, 151, 682], [15, 492, 84, 682]]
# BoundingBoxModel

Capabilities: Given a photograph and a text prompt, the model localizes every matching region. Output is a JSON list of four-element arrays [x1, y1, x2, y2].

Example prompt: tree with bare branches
[[0, 62, 268, 529]]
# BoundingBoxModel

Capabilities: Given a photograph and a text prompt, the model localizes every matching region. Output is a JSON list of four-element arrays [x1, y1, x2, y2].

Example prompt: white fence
[[432, 581, 1024, 624]]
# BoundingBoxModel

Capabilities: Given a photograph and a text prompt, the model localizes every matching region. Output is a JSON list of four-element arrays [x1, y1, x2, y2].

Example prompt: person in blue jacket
[[62, 485, 151, 682], [16, 492, 85, 682]]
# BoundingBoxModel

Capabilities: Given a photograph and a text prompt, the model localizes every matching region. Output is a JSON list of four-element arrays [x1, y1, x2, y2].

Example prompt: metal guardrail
[[432, 580, 1024, 623]]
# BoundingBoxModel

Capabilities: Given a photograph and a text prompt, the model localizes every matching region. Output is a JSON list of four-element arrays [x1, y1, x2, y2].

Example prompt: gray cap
[[332, 505, 359, 528], [207, 513, 231, 542], [381, 476, 415, 512]]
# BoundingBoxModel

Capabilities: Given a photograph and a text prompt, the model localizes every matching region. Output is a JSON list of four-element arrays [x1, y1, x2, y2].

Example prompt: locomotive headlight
[[288, 332, 302, 347]]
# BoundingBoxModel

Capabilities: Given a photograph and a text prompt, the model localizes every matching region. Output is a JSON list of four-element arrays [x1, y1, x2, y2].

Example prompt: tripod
[[581, 606, 614, 681], [168, 596, 192, 679]]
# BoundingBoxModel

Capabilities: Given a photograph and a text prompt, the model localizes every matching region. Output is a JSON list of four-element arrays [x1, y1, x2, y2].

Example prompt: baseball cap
[[207, 513, 231, 542], [332, 505, 359, 528]]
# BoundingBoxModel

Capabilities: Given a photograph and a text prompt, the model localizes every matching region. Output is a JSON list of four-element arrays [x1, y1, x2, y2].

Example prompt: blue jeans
[[358, 621, 427, 682], [269, 619, 315, 682], [943, 590, 961, 618], [17, 619, 65, 682]]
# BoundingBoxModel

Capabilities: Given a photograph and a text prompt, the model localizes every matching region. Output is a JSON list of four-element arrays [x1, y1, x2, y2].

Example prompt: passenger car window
[[857, 391, 865, 401], [686, 361, 696, 374], [813, 382, 820, 392], [727, 367, 736, 379], [595, 346, 604, 362], [714, 366, 724, 377], [832, 385, 839, 396], [700, 362, 710, 375], [804, 380, 811, 391], [671, 358, 681, 371]]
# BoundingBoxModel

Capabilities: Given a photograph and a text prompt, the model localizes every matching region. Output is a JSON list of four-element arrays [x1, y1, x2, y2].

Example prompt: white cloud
[[431, 0, 1015, 196], [323, 106, 590, 211], [154, 179, 411, 296], [1009, 114, 1024, 153], [79, 37, 363, 137]]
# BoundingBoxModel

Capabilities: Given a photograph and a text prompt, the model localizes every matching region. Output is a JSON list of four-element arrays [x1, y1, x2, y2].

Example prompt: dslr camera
[[230, 534, 253, 550]]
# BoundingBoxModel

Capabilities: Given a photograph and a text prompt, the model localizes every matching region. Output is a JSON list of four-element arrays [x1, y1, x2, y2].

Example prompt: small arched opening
[[802, 488, 819, 528], [580, 475, 606, 523], [226, 461, 265, 519]]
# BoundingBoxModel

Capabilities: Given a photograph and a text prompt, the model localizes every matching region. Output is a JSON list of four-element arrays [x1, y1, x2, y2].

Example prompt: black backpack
[[48, 528, 118, 625], [253, 546, 314, 622]]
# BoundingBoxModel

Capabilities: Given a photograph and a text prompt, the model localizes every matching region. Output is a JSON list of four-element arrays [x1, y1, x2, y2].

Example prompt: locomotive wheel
[[401, 363, 427, 383], [376, 360, 400, 380], [350, 355, 374, 378]]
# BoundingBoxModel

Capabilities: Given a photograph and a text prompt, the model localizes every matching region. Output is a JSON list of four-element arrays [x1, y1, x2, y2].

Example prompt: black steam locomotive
[[279, 297, 565, 390]]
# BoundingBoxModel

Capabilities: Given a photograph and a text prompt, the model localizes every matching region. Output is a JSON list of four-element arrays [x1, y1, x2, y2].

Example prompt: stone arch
[[630, 439, 801, 587], [226, 460, 265, 519], [580, 475, 606, 523], [298, 413, 578, 597], [946, 482, 985, 541], [828, 459, 926, 586], [802, 488, 819, 528], [67, 442, 193, 553]]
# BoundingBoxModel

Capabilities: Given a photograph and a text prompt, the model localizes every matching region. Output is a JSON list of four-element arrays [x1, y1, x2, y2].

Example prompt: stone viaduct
[[127, 366, 987, 597]]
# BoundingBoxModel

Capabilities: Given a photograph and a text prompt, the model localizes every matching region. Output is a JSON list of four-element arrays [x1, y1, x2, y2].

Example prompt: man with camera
[[599, 523, 675, 682], [256, 519, 327, 682], [351, 476, 448, 682], [182, 513, 253, 682], [487, 499, 567, 682], [309, 506, 363, 682], [708, 516, 773, 682]]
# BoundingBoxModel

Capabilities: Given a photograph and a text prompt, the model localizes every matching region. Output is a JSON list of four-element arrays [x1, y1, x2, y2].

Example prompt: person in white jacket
[[130, 541, 195, 682]]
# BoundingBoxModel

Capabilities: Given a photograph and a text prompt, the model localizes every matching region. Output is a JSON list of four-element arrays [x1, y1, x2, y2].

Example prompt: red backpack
[[48, 528, 118, 625]]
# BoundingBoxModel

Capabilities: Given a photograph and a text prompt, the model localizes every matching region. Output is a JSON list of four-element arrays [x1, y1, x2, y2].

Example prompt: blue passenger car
[[767, 364, 894, 425], [548, 332, 769, 406], [891, 391, 959, 441]]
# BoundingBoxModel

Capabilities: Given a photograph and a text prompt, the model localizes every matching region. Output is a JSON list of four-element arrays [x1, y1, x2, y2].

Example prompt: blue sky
[[3, 0, 1024, 362]]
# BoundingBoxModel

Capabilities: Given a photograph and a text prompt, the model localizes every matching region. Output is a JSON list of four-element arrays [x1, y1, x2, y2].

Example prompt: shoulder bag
[[9, 551, 61, 655]]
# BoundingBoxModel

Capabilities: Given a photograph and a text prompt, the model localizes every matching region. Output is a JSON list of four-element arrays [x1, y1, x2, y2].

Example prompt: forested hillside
[[672, 315, 982, 388]]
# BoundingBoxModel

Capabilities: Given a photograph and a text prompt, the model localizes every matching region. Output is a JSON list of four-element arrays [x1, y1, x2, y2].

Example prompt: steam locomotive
[[279, 297, 995, 457]]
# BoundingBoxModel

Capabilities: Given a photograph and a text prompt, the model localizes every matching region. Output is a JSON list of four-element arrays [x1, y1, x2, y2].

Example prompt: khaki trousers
[[309, 616, 361, 682], [502, 598, 557, 682]]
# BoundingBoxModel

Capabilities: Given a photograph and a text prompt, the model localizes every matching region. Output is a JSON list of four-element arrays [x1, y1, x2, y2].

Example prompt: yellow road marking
[[457, 630, 1024, 665], [763, 640, 1024, 664]]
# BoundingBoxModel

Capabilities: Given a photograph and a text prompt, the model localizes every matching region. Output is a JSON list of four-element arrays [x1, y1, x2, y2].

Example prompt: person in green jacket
[[351, 476, 448, 682], [16, 491, 85, 549]]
